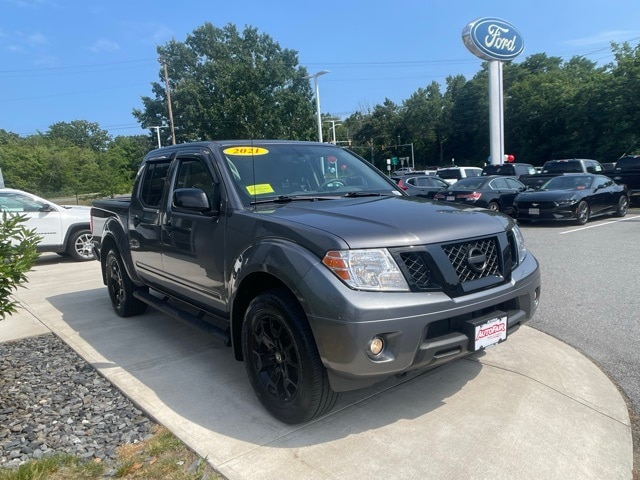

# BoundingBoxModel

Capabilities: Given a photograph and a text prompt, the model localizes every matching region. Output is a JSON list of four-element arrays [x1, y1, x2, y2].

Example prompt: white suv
[[436, 166, 483, 185], [0, 188, 94, 261]]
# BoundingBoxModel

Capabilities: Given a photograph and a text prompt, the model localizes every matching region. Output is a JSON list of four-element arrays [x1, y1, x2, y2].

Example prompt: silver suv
[[436, 166, 483, 185]]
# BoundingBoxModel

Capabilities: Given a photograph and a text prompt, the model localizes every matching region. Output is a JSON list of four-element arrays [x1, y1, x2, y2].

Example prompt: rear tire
[[67, 228, 95, 261], [487, 201, 500, 212], [576, 201, 590, 225], [614, 195, 629, 217], [242, 288, 338, 424], [105, 249, 147, 317]]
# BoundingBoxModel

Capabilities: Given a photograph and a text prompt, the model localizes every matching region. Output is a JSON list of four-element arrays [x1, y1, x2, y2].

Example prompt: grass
[[0, 426, 223, 480]]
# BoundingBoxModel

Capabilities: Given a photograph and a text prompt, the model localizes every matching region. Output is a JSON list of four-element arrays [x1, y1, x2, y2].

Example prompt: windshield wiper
[[342, 191, 384, 198], [250, 195, 333, 205]]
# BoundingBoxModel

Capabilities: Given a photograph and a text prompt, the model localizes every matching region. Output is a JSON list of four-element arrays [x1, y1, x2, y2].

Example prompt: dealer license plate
[[474, 316, 508, 350], [447, 196, 455, 202], [528, 208, 540, 215]]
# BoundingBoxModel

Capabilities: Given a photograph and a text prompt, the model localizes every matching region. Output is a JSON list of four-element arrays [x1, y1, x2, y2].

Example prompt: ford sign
[[462, 17, 524, 61]]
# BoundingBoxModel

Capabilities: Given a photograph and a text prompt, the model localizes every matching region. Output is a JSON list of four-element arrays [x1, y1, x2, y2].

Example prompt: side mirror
[[173, 188, 215, 214], [39, 203, 55, 212]]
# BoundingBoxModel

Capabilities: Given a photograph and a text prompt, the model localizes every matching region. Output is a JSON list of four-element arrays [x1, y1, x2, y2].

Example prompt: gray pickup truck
[[91, 140, 541, 424]]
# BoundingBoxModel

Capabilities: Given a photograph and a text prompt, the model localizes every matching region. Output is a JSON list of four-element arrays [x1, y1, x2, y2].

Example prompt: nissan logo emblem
[[467, 247, 487, 273]]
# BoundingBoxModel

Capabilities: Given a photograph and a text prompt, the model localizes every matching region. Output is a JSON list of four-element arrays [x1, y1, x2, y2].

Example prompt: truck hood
[[257, 195, 512, 249]]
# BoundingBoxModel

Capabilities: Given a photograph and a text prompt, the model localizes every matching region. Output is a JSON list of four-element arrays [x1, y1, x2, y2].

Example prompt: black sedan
[[433, 175, 526, 215], [513, 174, 629, 225], [392, 174, 449, 199]]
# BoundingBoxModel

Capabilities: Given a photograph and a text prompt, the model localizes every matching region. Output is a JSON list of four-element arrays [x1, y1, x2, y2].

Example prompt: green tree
[[45, 120, 112, 152], [95, 135, 153, 197], [0, 213, 40, 319], [133, 22, 316, 142]]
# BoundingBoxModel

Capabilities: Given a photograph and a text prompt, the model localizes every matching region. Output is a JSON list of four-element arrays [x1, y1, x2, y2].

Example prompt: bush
[[0, 212, 40, 319]]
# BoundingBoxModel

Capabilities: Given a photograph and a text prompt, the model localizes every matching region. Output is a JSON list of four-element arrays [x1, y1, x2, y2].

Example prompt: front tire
[[242, 288, 338, 424], [67, 229, 95, 261], [576, 201, 590, 225], [614, 195, 629, 217], [105, 249, 147, 317]]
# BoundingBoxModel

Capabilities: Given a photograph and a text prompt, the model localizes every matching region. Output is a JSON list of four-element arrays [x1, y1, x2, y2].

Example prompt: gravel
[[0, 333, 156, 469]]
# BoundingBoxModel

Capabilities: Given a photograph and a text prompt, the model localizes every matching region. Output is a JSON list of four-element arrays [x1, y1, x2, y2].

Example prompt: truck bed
[[91, 196, 131, 242]]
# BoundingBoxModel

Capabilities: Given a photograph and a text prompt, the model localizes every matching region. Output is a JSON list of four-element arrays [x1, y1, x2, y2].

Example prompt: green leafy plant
[[0, 212, 40, 319]]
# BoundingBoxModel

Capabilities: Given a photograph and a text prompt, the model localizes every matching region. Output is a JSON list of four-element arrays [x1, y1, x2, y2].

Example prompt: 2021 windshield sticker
[[223, 147, 269, 156]]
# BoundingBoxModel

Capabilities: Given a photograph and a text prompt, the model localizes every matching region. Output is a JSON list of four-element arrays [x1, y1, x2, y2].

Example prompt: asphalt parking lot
[[519, 207, 640, 422], [4, 208, 638, 479], [518, 206, 640, 475]]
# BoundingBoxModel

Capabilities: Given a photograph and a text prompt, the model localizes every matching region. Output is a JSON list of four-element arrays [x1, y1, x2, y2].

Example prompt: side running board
[[133, 290, 231, 347]]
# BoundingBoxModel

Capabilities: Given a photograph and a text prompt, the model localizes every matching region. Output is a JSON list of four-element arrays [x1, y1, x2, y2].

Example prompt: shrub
[[0, 212, 40, 319]]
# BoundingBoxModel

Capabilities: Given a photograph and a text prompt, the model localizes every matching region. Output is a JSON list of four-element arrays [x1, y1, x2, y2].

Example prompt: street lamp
[[306, 70, 329, 142], [149, 125, 168, 149], [325, 120, 342, 144]]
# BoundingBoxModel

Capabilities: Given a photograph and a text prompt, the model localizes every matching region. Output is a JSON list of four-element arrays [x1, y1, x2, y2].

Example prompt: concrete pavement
[[1, 254, 634, 479]]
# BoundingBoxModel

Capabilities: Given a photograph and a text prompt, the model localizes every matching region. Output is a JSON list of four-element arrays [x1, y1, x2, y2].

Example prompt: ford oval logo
[[462, 17, 524, 61]]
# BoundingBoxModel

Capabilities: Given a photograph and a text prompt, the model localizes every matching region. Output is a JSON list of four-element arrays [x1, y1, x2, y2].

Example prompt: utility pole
[[162, 60, 176, 145]]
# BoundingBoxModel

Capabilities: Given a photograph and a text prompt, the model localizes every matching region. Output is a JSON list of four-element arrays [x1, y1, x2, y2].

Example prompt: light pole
[[325, 120, 342, 144], [306, 70, 329, 142], [149, 126, 168, 149]]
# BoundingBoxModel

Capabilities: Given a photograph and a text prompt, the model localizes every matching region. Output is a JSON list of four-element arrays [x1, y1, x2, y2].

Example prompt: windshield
[[219, 142, 400, 207], [449, 177, 486, 190], [543, 160, 584, 173], [542, 175, 593, 190], [482, 165, 514, 175], [436, 169, 461, 180]]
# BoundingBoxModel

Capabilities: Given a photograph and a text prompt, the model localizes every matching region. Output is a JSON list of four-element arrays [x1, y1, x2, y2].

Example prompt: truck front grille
[[442, 238, 500, 282], [393, 234, 506, 296], [399, 252, 438, 289]]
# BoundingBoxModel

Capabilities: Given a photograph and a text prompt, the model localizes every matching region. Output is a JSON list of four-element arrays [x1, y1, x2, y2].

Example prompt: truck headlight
[[511, 225, 527, 266], [322, 249, 410, 291]]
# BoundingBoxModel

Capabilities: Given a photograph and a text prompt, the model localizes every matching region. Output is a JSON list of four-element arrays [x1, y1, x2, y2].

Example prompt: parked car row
[[392, 170, 630, 225]]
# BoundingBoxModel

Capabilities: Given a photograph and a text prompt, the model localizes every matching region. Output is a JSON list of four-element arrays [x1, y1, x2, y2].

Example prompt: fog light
[[533, 287, 540, 309], [369, 336, 384, 356]]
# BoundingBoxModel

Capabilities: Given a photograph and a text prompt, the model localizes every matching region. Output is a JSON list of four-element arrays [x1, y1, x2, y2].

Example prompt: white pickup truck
[[0, 188, 94, 261]]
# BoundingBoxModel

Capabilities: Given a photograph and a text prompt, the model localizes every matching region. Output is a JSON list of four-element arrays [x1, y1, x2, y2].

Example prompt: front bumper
[[515, 204, 579, 221], [300, 251, 541, 392]]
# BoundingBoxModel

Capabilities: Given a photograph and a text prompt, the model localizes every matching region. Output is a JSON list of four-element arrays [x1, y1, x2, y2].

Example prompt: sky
[[2, 0, 640, 139]]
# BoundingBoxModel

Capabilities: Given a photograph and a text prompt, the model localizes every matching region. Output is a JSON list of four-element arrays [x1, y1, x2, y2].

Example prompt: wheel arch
[[99, 218, 145, 287], [62, 223, 90, 249], [231, 272, 299, 361], [228, 239, 326, 362]]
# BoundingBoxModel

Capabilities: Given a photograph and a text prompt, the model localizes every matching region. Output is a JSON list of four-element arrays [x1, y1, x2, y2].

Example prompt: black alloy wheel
[[576, 201, 590, 225], [614, 195, 629, 217], [242, 288, 338, 424], [105, 249, 147, 317]]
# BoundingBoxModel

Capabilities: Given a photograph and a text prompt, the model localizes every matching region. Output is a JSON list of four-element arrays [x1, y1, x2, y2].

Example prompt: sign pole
[[462, 18, 524, 166], [488, 61, 504, 165]]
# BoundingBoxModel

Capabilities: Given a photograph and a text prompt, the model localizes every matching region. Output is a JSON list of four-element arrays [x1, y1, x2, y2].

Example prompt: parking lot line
[[558, 214, 640, 235]]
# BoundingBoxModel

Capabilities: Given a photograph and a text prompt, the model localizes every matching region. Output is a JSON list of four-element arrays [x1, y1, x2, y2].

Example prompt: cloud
[[564, 30, 640, 46], [5, 0, 58, 8], [5, 31, 47, 52], [24, 32, 47, 46], [89, 38, 120, 53]]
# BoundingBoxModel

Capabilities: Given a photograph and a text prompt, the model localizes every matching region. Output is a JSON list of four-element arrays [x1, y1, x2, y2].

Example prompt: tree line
[[2, 22, 639, 198]]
